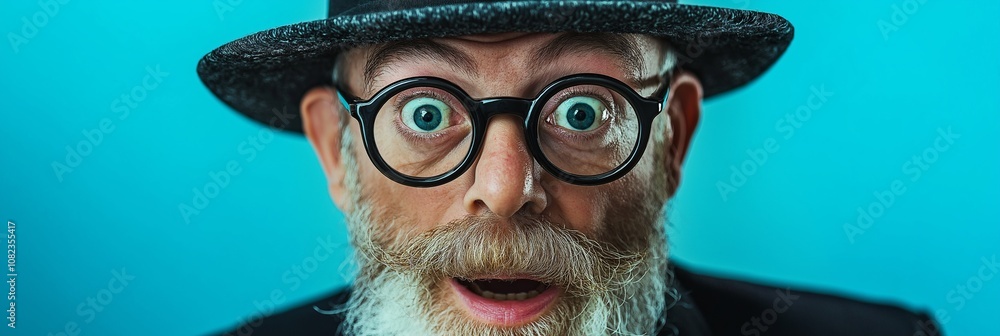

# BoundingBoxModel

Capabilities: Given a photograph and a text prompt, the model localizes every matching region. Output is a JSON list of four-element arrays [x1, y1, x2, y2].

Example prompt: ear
[[301, 86, 351, 211], [662, 70, 702, 196]]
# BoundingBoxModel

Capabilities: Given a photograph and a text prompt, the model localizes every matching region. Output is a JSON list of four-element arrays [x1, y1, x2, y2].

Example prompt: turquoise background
[[1, 0, 997, 335]]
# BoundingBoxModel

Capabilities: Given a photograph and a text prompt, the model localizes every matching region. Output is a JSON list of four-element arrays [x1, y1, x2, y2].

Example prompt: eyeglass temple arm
[[650, 68, 673, 103], [335, 90, 357, 116], [331, 56, 362, 116]]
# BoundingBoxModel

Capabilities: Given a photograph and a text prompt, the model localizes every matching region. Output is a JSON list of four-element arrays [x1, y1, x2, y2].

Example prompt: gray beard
[[333, 203, 672, 336], [331, 135, 674, 336]]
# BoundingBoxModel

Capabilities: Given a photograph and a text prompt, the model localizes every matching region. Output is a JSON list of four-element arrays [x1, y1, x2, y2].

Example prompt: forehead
[[343, 33, 664, 94]]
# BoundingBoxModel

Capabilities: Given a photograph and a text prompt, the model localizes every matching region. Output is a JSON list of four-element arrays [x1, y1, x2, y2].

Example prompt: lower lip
[[449, 278, 560, 326]]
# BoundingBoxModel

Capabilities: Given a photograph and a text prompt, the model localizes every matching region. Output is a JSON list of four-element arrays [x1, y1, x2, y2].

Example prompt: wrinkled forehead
[[339, 32, 666, 94]]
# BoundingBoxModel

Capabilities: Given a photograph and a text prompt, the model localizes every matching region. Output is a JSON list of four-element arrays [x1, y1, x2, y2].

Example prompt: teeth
[[462, 279, 549, 301], [474, 288, 544, 301]]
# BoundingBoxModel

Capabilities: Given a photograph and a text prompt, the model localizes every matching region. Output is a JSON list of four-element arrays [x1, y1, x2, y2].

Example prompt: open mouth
[[455, 278, 550, 301], [449, 277, 560, 325]]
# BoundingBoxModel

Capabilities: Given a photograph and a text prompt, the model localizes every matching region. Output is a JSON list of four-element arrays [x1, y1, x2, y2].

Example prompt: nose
[[463, 116, 547, 218]]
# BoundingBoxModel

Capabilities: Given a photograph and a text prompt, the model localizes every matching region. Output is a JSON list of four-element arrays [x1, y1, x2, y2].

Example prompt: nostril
[[468, 199, 489, 216]]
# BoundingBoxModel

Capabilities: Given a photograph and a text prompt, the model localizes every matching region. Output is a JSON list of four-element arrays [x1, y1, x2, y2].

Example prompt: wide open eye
[[401, 97, 452, 132], [549, 96, 609, 132]]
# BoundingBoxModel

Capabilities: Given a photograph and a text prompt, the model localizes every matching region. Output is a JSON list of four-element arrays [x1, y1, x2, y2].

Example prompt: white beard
[[333, 202, 672, 336], [329, 132, 674, 336]]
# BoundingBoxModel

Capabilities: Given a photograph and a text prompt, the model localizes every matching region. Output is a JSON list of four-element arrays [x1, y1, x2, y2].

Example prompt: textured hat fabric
[[197, 0, 794, 133]]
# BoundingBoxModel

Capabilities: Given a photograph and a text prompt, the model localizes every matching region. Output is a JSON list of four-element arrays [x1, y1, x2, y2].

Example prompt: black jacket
[[217, 265, 941, 335]]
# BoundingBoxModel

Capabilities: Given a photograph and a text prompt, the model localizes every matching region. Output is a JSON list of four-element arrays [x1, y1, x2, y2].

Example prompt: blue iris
[[566, 102, 596, 131], [412, 104, 442, 131]]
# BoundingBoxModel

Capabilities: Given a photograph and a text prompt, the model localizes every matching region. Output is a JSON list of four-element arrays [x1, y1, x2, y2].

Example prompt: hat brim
[[197, 1, 794, 133]]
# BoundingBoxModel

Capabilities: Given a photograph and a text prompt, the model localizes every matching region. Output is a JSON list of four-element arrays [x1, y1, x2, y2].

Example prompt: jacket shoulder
[[214, 288, 350, 336], [673, 266, 942, 336]]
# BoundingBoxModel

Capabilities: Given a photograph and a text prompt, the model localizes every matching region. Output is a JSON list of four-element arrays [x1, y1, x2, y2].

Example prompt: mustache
[[364, 214, 648, 296]]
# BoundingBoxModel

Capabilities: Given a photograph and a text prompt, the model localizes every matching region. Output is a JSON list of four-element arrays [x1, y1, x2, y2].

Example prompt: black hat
[[197, 0, 794, 133]]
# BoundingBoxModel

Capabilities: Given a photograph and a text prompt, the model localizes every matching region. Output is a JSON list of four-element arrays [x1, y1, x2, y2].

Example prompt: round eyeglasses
[[335, 73, 670, 187]]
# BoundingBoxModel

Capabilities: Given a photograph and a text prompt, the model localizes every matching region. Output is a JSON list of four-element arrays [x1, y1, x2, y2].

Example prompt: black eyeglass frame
[[335, 73, 671, 187]]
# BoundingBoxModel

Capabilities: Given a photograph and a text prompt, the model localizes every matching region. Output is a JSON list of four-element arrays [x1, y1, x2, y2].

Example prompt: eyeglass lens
[[370, 83, 641, 178]]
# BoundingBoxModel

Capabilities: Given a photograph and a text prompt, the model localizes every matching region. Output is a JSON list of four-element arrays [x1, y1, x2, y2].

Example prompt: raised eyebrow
[[530, 33, 644, 88], [363, 40, 478, 94]]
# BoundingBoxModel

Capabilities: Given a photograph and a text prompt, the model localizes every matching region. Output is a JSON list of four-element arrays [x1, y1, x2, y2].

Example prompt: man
[[199, 0, 941, 335]]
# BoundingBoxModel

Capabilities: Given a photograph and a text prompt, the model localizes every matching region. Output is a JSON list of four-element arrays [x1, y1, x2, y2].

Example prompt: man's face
[[302, 32, 702, 335]]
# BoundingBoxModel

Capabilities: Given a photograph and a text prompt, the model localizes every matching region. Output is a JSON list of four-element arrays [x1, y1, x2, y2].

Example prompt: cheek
[[394, 187, 464, 233], [353, 151, 466, 235], [631, 144, 659, 182], [541, 147, 661, 235], [542, 179, 612, 235], [344, 107, 468, 237]]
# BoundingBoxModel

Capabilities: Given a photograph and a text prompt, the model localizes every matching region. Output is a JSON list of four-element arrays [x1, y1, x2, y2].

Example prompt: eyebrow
[[363, 40, 477, 93], [361, 33, 644, 94], [530, 33, 644, 86]]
